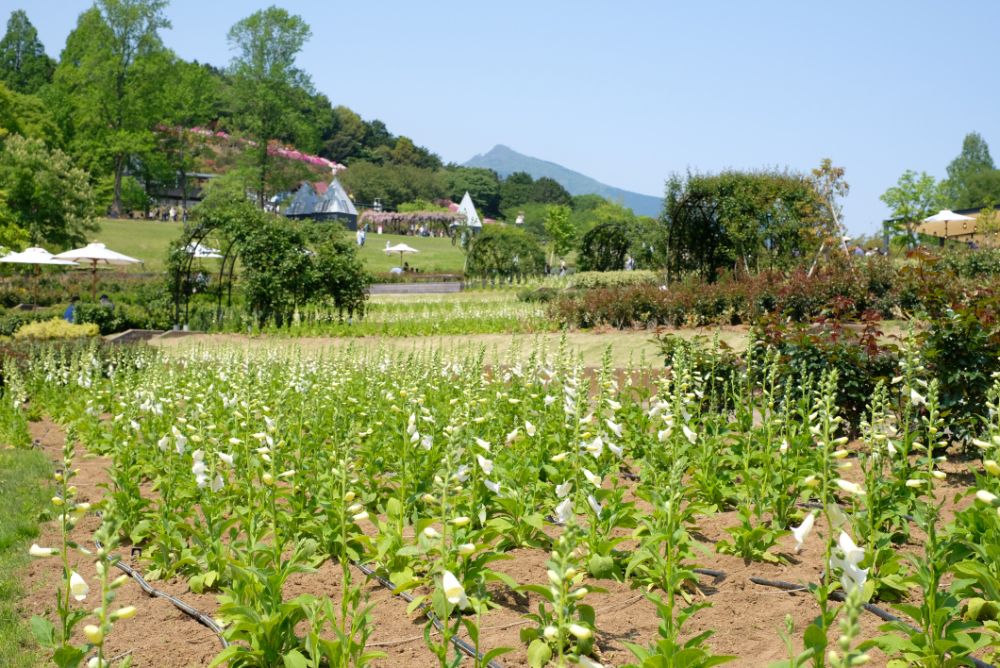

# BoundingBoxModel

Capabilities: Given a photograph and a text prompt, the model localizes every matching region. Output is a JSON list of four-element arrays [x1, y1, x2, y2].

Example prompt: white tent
[[185, 242, 223, 259], [457, 191, 482, 228]]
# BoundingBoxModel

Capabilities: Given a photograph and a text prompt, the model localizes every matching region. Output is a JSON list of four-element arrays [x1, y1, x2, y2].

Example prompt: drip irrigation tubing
[[749, 576, 995, 668], [93, 540, 228, 649], [352, 561, 505, 668]]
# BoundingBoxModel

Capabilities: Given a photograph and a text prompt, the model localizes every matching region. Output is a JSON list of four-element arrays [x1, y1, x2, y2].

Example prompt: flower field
[[5, 337, 1000, 668]]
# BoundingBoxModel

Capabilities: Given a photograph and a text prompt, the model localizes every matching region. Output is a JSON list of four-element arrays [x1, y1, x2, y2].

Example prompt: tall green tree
[[530, 177, 572, 206], [500, 171, 535, 211], [879, 170, 942, 243], [543, 204, 574, 262], [445, 167, 501, 217], [227, 6, 312, 208], [0, 134, 97, 248], [52, 0, 171, 216], [156, 60, 222, 207], [0, 10, 55, 94], [942, 132, 1000, 208]]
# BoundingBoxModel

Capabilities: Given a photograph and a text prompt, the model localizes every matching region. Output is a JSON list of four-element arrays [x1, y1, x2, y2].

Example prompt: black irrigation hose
[[351, 561, 504, 668], [749, 576, 996, 668], [93, 541, 229, 649]]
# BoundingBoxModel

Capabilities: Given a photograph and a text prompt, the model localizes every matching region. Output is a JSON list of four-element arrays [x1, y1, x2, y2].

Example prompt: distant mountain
[[463, 144, 662, 217]]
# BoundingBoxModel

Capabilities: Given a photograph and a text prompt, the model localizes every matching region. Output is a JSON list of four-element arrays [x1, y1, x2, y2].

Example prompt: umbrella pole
[[91, 261, 97, 300]]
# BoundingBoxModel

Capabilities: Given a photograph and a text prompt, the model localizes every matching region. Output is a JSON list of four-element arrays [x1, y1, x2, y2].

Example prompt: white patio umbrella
[[55, 242, 142, 298], [384, 242, 419, 268], [922, 210, 975, 242], [923, 209, 975, 224], [0, 247, 79, 303]]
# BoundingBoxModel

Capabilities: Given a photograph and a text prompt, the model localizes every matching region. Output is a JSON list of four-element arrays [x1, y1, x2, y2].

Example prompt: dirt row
[[19, 417, 982, 667]]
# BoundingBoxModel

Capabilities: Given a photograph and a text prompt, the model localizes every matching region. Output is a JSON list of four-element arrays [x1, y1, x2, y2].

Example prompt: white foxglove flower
[[421, 434, 433, 450], [555, 498, 574, 524], [218, 452, 234, 466], [657, 428, 671, 442], [525, 421, 536, 437], [607, 442, 623, 457], [174, 434, 187, 455], [455, 465, 470, 483], [587, 494, 603, 518], [585, 436, 604, 458], [484, 479, 500, 494], [835, 479, 865, 496], [682, 425, 698, 444], [458, 543, 476, 556], [910, 388, 926, 406], [544, 395, 556, 407], [577, 657, 605, 668], [556, 481, 572, 498], [605, 419, 623, 438], [29, 544, 57, 557], [211, 474, 224, 493], [977, 489, 999, 505], [70, 571, 89, 601], [474, 437, 491, 451], [791, 512, 815, 553], [606, 398, 621, 412], [423, 526, 441, 539], [506, 428, 519, 443], [477, 454, 494, 475], [828, 503, 848, 530], [442, 570, 469, 609], [831, 531, 868, 594], [568, 623, 592, 640], [779, 440, 789, 455], [157, 436, 169, 452], [582, 468, 601, 487]]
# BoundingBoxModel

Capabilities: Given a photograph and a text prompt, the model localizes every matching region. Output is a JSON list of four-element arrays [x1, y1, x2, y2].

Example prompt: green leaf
[[282, 649, 308, 668], [30, 615, 55, 648], [52, 644, 86, 668], [527, 638, 552, 668], [588, 553, 615, 579], [802, 622, 826, 651]]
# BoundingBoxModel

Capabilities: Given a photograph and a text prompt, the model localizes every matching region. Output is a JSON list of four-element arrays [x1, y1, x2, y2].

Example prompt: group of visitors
[[63, 294, 114, 323]]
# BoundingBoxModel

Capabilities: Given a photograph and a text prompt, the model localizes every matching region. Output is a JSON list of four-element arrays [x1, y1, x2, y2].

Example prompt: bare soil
[[14, 417, 983, 667]]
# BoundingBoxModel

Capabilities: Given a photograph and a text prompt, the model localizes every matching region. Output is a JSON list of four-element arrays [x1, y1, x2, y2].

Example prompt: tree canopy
[[466, 225, 546, 279], [227, 5, 312, 208], [942, 132, 1000, 209], [663, 170, 827, 280], [0, 133, 97, 249], [0, 10, 55, 94]]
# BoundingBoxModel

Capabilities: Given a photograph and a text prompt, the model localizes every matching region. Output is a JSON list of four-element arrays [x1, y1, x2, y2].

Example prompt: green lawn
[[92, 220, 467, 275], [0, 448, 51, 668], [356, 233, 465, 274], [92, 218, 183, 273]]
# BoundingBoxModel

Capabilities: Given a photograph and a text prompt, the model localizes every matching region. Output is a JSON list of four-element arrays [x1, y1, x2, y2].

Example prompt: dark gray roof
[[284, 183, 319, 216]]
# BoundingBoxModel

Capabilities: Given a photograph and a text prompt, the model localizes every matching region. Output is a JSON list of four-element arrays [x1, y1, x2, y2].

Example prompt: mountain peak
[[463, 145, 662, 217]]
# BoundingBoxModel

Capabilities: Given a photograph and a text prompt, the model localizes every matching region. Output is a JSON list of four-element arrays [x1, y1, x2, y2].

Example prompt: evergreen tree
[[943, 132, 1000, 208], [0, 10, 55, 94]]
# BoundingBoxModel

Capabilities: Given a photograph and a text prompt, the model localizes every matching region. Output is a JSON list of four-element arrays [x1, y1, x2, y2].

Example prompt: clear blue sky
[[10, 0, 1000, 234]]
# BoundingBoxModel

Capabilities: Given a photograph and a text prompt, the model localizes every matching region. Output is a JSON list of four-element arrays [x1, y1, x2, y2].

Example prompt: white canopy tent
[[456, 191, 482, 229]]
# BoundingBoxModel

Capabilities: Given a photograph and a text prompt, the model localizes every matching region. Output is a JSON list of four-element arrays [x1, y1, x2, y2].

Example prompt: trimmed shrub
[[13, 318, 99, 340], [568, 270, 660, 290]]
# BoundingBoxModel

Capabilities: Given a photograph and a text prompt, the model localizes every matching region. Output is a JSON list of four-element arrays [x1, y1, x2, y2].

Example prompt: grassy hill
[[92, 219, 466, 275]]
